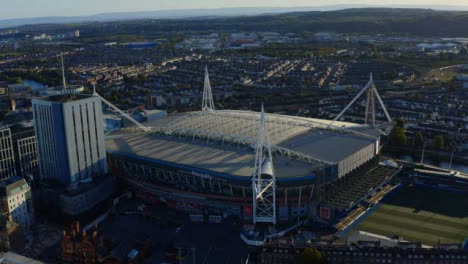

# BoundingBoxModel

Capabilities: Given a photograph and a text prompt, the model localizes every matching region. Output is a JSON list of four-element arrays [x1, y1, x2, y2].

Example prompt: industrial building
[[123, 42, 159, 49]]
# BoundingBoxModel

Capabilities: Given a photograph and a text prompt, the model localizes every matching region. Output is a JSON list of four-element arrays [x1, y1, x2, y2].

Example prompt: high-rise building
[[0, 128, 16, 180], [16, 135, 38, 181], [32, 94, 107, 187], [32, 93, 114, 218], [1, 112, 39, 182]]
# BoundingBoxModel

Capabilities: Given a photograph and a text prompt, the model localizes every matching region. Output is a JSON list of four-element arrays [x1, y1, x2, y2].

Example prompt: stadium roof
[[106, 134, 315, 179], [106, 110, 381, 180]]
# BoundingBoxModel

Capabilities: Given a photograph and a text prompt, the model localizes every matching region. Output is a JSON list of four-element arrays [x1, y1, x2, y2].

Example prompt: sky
[[1, 0, 467, 20]]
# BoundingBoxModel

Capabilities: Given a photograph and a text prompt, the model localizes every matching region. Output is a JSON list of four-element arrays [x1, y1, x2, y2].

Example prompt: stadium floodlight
[[202, 66, 215, 111], [331, 73, 392, 129], [252, 105, 276, 224]]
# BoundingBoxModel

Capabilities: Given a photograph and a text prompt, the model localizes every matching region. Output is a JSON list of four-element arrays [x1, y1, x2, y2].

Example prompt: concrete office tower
[[15, 135, 38, 181], [0, 129, 16, 180], [32, 94, 107, 187]]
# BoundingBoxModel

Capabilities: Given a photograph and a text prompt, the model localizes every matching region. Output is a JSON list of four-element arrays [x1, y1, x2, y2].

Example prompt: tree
[[389, 126, 408, 146], [396, 118, 405, 128], [433, 135, 445, 150], [413, 131, 424, 147], [0, 110, 8, 121], [296, 247, 328, 264], [304, 51, 314, 58], [110, 91, 121, 102]]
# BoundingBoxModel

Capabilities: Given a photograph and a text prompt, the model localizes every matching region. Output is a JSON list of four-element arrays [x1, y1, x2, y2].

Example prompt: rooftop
[[34, 93, 94, 103], [106, 110, 380, 180], [107, 134, 315, 179], [0, 252, 45, 264], [0, 176, 29, 197], [45, 85, 84, 96]]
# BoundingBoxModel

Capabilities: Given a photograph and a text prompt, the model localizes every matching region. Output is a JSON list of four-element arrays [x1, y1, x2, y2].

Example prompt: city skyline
[[1, 0, 468, 20], [0, 2, 467, 262]]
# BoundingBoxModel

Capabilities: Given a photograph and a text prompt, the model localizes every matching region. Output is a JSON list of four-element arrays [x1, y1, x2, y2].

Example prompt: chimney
[[92, 230, 98, 241]]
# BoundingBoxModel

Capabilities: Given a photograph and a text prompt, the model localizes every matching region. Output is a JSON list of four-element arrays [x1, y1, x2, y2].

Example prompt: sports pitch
[[354, 185, 468, 246]]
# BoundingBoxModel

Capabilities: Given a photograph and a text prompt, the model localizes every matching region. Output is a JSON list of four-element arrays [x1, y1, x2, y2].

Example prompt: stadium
[[104, 71, 398, 223]]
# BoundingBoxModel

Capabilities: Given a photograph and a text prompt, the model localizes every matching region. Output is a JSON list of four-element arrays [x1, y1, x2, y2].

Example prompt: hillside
[[169, 8, 468, 37], [252, 8, 468, 36], [9, 8, 468, 37]]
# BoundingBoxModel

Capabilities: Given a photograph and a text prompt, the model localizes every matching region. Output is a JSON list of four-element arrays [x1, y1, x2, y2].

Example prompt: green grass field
[[354, 185, 468, 246]]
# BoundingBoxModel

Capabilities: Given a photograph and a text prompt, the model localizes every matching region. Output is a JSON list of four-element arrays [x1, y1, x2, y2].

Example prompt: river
[[22, 79, 46, 90], [396, 154, 468, 173]]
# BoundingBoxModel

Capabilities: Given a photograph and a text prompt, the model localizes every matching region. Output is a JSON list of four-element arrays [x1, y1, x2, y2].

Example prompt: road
[[101, 210, 248, 263]]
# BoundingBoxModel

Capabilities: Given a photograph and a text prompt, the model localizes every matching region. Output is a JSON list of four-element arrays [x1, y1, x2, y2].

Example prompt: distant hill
[[1, 5, 468, 30], [0, 6, 358, 29], [3, 8, 468, 37], [228, 8, 468, 37]]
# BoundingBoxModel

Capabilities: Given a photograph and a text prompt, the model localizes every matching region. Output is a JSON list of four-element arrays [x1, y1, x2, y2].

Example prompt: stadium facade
[[105, 70, 394, 223], [106, 108, 384, 222]]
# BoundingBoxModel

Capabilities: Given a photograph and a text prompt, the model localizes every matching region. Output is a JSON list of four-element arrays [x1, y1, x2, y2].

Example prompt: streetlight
[[420, 140, 425, 165], [191, 248, 196, 264], [449, 127, 462, 170], [420, 131, 426, 165]]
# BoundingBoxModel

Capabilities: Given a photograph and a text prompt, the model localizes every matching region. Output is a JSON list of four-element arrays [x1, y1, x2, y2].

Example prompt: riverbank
[[382, 145, 468, 173], [22, 79, 47, 90]]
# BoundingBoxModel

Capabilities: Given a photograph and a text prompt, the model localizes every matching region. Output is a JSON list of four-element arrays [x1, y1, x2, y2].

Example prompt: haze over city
[[2, 0, 468, 19]]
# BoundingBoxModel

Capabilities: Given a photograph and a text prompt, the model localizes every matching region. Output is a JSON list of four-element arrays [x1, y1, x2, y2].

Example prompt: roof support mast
[[365, 73, 376, 127], [60, 52, 67, 90], [252, 105, 276, 224], [202, 66, 215, 111], [331, 73, 392, 129], [92, 84, 150, 132]]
